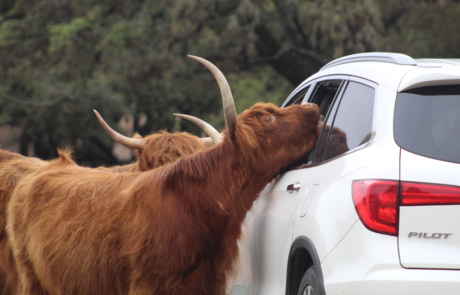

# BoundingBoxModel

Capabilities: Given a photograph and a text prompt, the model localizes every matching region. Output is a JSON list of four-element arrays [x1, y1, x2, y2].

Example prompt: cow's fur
[[0, 129, 206, 294], [0, 150, 46, 295], [7, 101, 320, 295], [98, 131, 206, 172]]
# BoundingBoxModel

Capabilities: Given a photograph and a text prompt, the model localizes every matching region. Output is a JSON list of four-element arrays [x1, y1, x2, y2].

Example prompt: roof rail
[[320, 52, 417, 71]]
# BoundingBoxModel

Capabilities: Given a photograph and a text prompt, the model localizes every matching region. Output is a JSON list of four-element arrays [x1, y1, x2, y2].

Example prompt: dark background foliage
[[1, 0, 459, 167]]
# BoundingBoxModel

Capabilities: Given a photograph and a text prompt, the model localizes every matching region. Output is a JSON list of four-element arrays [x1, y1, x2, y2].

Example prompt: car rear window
[[394, 85, 460, 164]]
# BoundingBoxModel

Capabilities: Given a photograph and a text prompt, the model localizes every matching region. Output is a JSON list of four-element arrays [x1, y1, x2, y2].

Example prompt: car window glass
[[287, 81, 343, 167], [394, 85, 460, 163], [303, 81, 343, 165], [284, 86, 310, 107], [309, 98, 341, 164], [310, 82, 341, 116], [323, 81, 375, 161]]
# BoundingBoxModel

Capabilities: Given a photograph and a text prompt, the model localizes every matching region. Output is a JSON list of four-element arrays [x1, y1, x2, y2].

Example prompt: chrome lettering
[[408, 232, 453, 239], [408, 232, 418, 238]]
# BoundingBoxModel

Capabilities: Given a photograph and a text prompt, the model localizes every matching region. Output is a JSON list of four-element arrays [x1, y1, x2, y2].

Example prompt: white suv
[[228, 53, 460, 295]]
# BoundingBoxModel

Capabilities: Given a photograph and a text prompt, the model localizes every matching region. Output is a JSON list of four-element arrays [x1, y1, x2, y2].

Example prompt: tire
[[297, 266, 319, 295]]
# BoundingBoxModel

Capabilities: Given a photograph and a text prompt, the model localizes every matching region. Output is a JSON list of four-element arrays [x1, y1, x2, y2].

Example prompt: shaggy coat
[[0, 130, 206, 294], [7, 102, 320, 295], [99, 131, 206, 172], [0, 151, 46, 295]]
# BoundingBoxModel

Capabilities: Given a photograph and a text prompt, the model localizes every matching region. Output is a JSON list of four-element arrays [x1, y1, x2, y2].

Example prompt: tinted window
[[309, 86, 343, 164], [301, 81, 343, 165], [394, 85, 460, 164], [323, 81, 375, 161], [310, 81, 342, 116], [284, 86, 310, 107], [305, 81, 375, 164]]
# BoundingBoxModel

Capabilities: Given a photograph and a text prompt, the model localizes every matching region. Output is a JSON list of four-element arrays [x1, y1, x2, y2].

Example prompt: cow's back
[[0, 150, 46, 295], [7, 165, 157, 294]]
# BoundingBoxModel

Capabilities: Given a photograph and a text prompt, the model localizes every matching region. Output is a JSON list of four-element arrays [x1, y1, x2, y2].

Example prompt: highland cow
[[0, 114, 220, 294], [93, 110, 222, 172], [0, 151, 46, 295], [7, 55, 320, 295]]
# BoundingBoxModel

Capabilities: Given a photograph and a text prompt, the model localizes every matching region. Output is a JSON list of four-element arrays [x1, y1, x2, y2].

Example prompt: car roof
[[293, 53, 460, 93]]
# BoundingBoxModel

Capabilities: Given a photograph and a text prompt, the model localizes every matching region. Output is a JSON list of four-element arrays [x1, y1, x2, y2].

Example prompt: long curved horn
[[187, 55, 238, 133], [198, 137, 217, 148], [173, 113, 223, 145], [93, 110, 145, 150]]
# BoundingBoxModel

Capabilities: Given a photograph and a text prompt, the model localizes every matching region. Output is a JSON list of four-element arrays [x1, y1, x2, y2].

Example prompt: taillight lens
[[352, 180, 398, 236], [401, 182, 460, 205], [353, 180, 460, 236]]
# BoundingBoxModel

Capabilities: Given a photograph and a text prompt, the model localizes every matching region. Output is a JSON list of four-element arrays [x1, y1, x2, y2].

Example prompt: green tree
[[1, 0, 459, 167]]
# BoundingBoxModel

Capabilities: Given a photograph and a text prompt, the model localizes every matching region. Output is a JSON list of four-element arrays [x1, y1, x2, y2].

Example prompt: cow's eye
[[265, 116, 275, 123]]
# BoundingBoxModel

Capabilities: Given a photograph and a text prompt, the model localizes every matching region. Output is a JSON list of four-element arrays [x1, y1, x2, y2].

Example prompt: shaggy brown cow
[[7, 55, 320, 295], [0, 150, 46, 295], [0, 114, 219, 294], [93, 110, 222, 172]]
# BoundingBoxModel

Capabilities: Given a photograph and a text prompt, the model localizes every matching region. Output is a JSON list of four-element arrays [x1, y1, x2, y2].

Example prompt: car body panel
[[398, 149, 460, 269], [398, 66, 460, 91], [322, 221, 460, 295], [288, 62, 415, 97], [252, 171, 313, 294], [228, 209, 258, 294]]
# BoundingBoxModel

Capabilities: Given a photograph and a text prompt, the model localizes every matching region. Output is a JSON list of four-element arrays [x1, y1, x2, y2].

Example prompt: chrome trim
[[287, 182, 301, 193], [320, 52, 416, 71]]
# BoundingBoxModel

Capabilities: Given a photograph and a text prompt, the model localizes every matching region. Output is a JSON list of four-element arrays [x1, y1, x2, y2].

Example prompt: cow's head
[[93, 110, 222, 170], [186, 55, 320, 174]]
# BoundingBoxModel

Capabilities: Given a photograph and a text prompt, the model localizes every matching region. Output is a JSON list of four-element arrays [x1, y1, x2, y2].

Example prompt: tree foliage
[[1, 0, 459, 166]]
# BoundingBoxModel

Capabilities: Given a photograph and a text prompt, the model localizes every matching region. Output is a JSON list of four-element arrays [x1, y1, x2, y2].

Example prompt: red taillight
[[353, 180, 460, 236], [352, 180, 398, 236], [401, 182, 460, 206]]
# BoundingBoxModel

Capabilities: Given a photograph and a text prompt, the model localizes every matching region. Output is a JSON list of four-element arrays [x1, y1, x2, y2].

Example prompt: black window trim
[[344, 76, 378, 153], [311, 79, 349, 163], [282, 74, 358, 107], [285, 76, 349, 170], [288, 76, 378, 170], [317, 77, 378, 165], [281, 80, 316, 108], [282, 78, 317, 107]]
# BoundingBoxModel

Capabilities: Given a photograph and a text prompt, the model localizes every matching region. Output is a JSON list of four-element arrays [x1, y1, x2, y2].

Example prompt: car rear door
[[396, 85, 460, 269]]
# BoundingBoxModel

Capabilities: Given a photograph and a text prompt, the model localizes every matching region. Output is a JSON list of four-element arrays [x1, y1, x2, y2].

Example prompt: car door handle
[[287, 182, 301, 193]]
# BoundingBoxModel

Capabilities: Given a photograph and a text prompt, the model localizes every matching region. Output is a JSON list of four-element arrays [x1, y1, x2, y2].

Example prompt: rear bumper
[[324, 267, 460, 295], [321, 222, 460, 295]]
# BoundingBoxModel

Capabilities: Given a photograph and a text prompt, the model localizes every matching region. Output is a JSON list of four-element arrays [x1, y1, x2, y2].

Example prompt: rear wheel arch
[[286, 237, 326, 295]]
